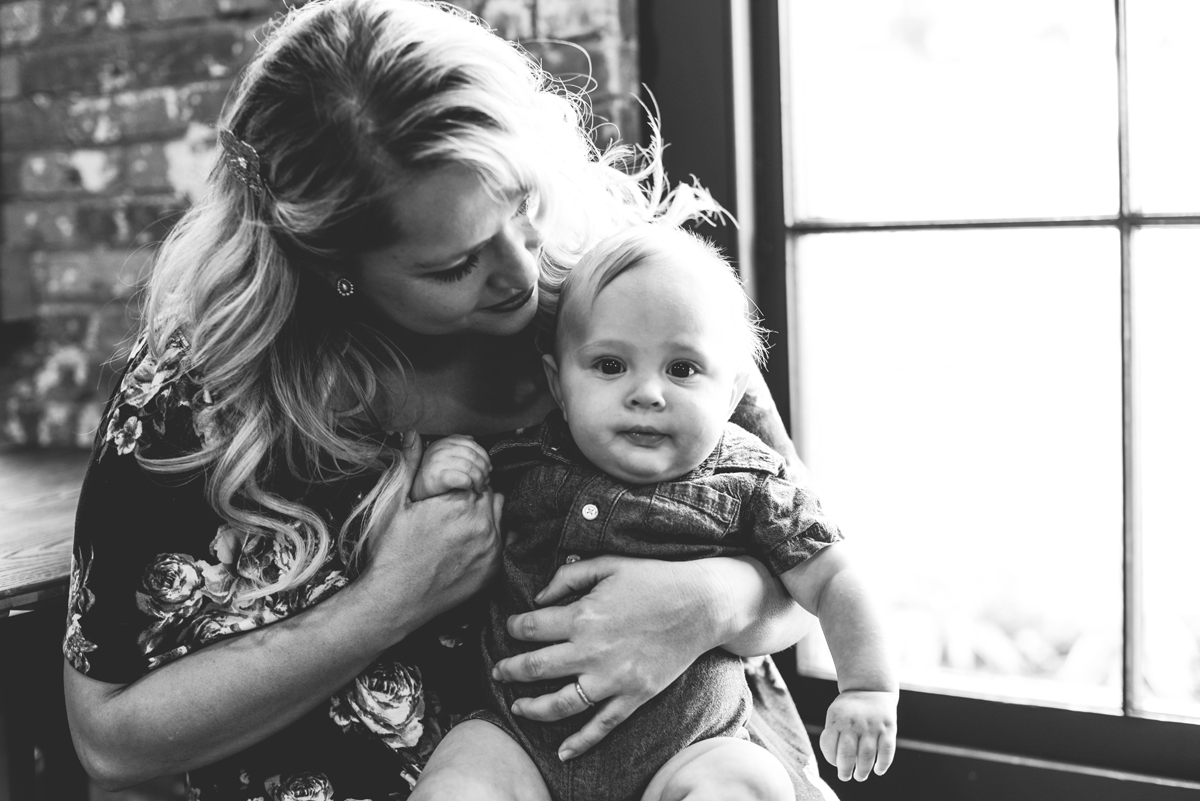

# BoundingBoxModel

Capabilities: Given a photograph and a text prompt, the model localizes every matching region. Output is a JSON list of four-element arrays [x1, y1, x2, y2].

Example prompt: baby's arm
[[780, 544, 898, 782], [409, 434, 492, 501]]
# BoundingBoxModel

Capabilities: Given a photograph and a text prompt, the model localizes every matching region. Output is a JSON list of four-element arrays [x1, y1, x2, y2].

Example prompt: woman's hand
[[491, 555, 736, 760], [359, 431, 504, 633]]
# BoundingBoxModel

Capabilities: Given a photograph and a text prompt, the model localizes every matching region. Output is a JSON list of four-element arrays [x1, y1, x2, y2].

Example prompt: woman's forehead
[[383, 164, 520, 263]]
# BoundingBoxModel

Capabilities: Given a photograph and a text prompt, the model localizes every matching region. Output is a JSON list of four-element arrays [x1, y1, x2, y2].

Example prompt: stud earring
[[335, 277, 354, 297]]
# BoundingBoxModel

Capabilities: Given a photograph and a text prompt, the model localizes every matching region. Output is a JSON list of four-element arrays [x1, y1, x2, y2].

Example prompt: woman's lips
[[482, 286, 535, 312]]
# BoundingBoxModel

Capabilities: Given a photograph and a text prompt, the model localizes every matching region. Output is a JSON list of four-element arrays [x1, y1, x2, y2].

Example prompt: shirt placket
[[556, 473, 621, 565]]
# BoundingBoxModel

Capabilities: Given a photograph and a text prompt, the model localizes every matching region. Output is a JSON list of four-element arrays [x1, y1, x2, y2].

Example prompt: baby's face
[[546, 255, 747, 484]]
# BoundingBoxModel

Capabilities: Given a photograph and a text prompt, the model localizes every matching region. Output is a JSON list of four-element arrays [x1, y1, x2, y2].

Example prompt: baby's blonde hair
[[550, 224, 769, 373], [135, 0, 724, 600]]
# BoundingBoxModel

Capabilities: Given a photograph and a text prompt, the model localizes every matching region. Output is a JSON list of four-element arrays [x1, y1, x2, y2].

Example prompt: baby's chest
[[503, 469, 752, 562]]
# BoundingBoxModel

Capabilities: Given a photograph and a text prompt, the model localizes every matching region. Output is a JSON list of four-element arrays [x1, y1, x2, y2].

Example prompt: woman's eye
[[668, 361, 698, 378], [431, 252, 481, 283], [597, 358, 625, 375], [517, 195, 532, 216]]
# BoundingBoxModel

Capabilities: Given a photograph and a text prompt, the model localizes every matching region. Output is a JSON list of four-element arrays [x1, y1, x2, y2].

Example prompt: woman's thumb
[[391, 429, 424, 490]]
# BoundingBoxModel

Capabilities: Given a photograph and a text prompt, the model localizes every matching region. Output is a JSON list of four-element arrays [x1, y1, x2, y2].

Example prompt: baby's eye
[[667, 361, 698, 379], [597, 358, 625, 375]]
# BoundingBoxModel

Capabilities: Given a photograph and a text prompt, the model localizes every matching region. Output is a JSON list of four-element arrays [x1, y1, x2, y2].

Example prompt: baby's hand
[[819, 689, 898, 782], [409, 435, 492, 501]]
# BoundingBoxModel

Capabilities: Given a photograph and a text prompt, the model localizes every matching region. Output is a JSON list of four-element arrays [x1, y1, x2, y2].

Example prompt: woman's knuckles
[[550, 692, 577, 718]]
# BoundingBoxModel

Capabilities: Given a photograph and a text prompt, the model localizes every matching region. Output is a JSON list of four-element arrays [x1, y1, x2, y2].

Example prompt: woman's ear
[[542, 354, 566, 419]]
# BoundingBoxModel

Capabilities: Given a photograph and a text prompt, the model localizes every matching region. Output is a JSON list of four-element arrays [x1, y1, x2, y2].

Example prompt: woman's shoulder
[[96, 328, 213, 462]]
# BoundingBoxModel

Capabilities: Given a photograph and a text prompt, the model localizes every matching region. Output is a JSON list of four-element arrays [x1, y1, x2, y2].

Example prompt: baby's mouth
[[621, 427, 667, 447]]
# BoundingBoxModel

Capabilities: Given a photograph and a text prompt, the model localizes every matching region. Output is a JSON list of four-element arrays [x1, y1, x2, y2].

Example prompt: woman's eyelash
[[517, 195, 531, 216], [431, 252, 481, 283]]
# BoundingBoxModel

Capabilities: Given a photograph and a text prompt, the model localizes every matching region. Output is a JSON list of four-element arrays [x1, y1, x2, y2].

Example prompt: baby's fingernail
[[558, 748, 575, 762], [492, 667, 501, 681], [533, 589, 546, 603]]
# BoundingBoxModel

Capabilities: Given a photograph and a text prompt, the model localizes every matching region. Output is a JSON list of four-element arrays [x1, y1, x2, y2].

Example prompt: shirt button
[[581, 503, 599, 520], [565, 554, 581, 564]]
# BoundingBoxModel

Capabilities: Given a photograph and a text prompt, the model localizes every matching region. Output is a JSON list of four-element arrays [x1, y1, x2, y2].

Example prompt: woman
[[62, 2, 837, 799]]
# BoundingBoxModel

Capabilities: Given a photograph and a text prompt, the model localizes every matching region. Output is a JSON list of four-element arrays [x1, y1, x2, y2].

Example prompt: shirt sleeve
[[64, 333, 226, 684], [742, 473, 843, 578]]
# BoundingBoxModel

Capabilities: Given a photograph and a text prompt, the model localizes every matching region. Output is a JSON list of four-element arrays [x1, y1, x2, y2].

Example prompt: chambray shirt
[[477, 410, 842, 801]]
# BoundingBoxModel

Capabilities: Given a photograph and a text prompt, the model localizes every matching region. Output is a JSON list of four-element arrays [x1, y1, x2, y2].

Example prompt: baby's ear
[[727, 368, 754, 417], [542, 354, 566, 419]]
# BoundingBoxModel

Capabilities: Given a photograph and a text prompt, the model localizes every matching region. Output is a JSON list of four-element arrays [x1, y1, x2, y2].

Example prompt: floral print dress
[[65, 333, 484, 801]]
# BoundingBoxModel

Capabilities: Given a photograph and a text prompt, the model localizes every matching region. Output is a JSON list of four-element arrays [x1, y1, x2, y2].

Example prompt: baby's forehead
[[574, 261, 746, 347]]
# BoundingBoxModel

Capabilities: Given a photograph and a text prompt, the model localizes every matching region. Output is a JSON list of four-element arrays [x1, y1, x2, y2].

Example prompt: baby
[[409, 225, 897, 801]]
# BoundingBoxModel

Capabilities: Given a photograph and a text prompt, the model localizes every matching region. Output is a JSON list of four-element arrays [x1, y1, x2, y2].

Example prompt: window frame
[[638, 0, 1200, 791]]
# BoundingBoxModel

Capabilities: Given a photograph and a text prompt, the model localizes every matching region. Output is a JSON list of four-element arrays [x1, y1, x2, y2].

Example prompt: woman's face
[[356, 164, 541, 337]]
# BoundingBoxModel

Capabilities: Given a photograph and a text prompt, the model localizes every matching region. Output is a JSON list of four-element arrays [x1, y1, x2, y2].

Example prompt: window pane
[[787, 0, 1118, 222], [792, 228, 1123, 710], [1126, 1, 1200, 214], [1132, 227, 1200, 720]]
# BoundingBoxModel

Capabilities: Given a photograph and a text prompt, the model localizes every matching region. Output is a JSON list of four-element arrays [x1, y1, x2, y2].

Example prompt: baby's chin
[[595, 453, 702, 486]]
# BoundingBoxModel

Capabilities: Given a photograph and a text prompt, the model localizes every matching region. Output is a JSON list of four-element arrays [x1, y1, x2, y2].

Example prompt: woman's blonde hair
[[139, 0, 723, 601]]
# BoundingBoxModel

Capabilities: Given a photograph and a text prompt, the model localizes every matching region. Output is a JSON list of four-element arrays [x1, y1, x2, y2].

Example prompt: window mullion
[[1115, 0, 1142, 719]]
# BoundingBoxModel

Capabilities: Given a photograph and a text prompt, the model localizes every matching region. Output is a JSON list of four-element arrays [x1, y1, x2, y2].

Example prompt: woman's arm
[[66, 435, 503, 790]]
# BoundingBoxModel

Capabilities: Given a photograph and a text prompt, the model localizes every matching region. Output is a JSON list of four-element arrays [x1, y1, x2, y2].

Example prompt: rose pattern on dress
[[99, 330, 214, 460], [330, 661, 426, 751], [264, 771, 335, 801], [136, 553, 208, 656], [63, 548, 99, 673], [329, 660, 454, 792], [106, 414, 144, 456], [134, 531, 348, 670], [118, 331, 189, 410]]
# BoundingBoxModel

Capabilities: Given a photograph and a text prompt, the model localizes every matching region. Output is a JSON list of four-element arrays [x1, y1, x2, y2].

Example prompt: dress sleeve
[[743, 473, 843, 578], [64, 332, 226, 684]]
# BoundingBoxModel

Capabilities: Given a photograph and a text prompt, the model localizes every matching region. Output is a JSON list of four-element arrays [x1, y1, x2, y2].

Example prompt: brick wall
[[0, 0, 640, 449]]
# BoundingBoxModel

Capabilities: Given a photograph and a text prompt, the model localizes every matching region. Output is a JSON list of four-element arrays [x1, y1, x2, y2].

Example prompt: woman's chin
[[473, 300, 538, 336]]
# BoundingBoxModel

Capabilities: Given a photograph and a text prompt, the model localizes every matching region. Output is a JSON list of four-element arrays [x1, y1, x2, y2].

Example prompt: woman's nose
[[626, 375, 666, 409], [488, 219, 540, 289]]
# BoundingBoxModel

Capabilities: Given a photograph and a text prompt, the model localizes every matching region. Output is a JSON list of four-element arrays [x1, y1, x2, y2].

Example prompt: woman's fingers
[[491, 492, 506, 532], [532, 557, 614, 606], [509, 677, 600, 722], [555, 695, 642, 761], [493, 641, 579, 683], [505, 604, 576, 644], [397, 429, 424, 474]]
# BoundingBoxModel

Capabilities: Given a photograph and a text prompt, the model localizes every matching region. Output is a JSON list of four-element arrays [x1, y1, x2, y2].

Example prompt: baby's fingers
[[835, 730, 859, 782], [818, 725, 839, 768], [854, 735, 878, 782], [874, 730, 897, 776]]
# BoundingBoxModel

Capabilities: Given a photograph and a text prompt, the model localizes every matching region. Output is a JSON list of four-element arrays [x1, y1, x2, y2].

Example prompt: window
[[640, 0, 1200, 792], [783, 0, 1199, 723]]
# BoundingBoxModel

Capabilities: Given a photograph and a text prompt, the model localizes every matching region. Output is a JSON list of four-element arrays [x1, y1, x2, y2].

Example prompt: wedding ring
[[573, 680, 595, 708]]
